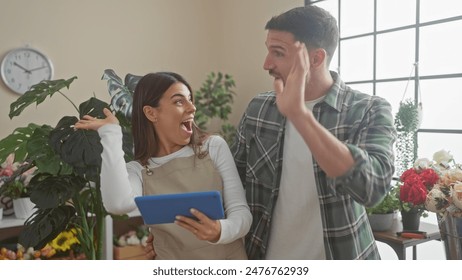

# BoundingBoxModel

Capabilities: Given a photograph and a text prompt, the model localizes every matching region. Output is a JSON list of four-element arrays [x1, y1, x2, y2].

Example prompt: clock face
[[1, 47, 54, 95]]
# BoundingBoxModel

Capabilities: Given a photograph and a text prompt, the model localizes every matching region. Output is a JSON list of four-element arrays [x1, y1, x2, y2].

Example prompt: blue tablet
[[134, 190, 225, 225]]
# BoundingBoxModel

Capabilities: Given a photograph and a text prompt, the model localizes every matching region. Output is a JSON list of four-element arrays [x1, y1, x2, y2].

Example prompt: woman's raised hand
[[74, 108, 119, 131]]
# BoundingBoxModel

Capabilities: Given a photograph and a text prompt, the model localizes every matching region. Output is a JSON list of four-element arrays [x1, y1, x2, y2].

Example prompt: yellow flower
[[49, 229, 81, 252]]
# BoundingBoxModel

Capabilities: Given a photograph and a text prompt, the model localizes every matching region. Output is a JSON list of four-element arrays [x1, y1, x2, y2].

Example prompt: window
[[308, 0, 462, 165]]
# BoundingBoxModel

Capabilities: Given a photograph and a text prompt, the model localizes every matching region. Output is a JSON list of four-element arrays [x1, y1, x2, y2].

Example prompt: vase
[[368, 212, 396, 232], [437, 214, 462, 259], [401, 209, 421, 231], [13, 197, 36, 219]]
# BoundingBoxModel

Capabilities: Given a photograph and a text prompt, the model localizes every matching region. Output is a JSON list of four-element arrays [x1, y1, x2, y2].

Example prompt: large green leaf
[[26, 125, 73, 175], [78, 97, 110, 119], [49, 116, 102, 180], [18, 206, 76, 250], [0, 123, 41, 163], [29, 173, 86, 209], [102, 69, 137, 120], [9, 77, 78, 119]]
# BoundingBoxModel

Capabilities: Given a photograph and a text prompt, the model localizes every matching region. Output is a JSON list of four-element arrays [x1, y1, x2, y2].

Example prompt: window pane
[[313, 1, 339, 72], [418, 132, 462, 163], [420, 0, 462, 23], [377, 0, 416, 31], [419, 78, 462, 130], [314, 1, 338, 21], [376, 29, 415, 79], [376, 81, 415, 117], [340, 0, 374, 37], [419, 21, 462, 76], [340, 36, 373, 82]]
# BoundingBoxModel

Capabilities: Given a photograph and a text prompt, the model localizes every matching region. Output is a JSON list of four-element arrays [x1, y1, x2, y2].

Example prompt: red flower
[[400, 179, 427, 205], [419, 169, 439, 189], [400, 168, 417, 182], [399, 167, 439, 207]]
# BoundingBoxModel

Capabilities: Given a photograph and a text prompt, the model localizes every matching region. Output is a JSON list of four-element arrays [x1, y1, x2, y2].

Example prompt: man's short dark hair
[[265, 6, 339, 65]]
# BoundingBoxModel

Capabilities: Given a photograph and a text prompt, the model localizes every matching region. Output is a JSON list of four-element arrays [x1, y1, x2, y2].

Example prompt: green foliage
[[0, 179, 28, 199], [394, 99, 419, 175], [9, 77, 78, 119], [366, 186, 400, 215], [0, 76, 132, 259], [194, 72, 237, 145]]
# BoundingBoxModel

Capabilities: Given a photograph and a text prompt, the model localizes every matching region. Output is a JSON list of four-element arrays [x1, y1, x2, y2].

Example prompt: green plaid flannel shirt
[[231, 72, 397, 260]]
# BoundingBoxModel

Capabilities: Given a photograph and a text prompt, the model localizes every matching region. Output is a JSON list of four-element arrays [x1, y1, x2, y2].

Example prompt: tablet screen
[[134, 190, 225, 225]]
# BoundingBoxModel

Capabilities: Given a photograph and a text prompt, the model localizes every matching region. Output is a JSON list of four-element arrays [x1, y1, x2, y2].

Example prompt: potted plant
[[0, 74, 133, 259], [366, 186, 400, 231], [193, 72, 236, 144], [0, 154, 36, 219]]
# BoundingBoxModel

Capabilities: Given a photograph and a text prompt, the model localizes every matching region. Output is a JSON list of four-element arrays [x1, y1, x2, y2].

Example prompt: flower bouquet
[[397, 159, 440, 218], [424, 150, 462, 218], [418, 150, 462, 259]]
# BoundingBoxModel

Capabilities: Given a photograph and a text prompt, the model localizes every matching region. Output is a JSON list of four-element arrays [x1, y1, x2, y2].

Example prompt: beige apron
[[141, 154, 247, 260]]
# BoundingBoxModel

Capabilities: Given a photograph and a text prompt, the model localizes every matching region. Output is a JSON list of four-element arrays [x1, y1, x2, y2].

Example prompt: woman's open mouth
[[181, 119, 193, 135]]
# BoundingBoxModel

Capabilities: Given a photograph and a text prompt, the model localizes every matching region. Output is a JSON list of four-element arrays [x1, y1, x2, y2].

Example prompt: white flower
[[433, 150, 453, 167], [451, 183, 462, 210], [126, 235, 140, 245], [117, 236, 127, 247], [140, 235, 148, 247], [414, 158, 432, 170]]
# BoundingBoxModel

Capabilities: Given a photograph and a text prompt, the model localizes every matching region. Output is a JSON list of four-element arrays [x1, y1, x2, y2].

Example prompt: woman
[[75, 72, 251, 259]]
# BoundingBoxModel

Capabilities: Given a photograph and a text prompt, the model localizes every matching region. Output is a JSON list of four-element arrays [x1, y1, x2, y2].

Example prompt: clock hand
[[13, 62, 32, 74], [29, 66, 48, 72]]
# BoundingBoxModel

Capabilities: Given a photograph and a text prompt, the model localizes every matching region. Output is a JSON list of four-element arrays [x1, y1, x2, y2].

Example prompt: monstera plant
[[0, 70, 134, 259]]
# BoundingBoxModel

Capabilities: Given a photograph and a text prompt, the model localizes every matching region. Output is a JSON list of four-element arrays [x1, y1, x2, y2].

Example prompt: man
[[230, 6, 396, 260], [145, 5, 396, 260]]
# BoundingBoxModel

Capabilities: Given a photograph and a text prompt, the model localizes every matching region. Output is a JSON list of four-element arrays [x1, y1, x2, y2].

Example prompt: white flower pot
[[13, 197, 35, 219], [368, 212, 396, 232]]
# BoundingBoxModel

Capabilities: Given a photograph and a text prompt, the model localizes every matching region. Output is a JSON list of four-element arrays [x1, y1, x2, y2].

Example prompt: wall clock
[[0, 47, 54, 95]]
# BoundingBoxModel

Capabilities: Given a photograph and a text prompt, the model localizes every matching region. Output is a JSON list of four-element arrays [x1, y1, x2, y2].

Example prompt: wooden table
[[373, 218, 441, 260]]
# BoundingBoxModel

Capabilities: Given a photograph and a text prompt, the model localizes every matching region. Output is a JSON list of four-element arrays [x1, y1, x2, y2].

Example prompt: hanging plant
[[394, 99, 420, 175]]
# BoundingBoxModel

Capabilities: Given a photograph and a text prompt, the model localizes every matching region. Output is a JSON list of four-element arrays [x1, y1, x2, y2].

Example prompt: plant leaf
[[49, 116, 102, 180], [9, 77, 78, 119], [18, 206, 76, 250], [102, 69, 137, 120], [78, 97, 110, 119], [0, 123, 41, 163], [29, 173, 86, 209], [26, 125, 73, 175]]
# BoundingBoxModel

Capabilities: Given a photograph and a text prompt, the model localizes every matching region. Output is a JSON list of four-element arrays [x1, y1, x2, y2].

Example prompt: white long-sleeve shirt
[[98, 124, 251, 244]]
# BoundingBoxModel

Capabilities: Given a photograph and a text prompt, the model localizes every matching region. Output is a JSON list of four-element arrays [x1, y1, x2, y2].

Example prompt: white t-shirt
[[266, 97, 326, 260], [98, 124, 251, 245]]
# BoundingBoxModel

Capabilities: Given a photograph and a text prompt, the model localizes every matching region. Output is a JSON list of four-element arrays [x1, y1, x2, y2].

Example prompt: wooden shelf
[[0, 215, 27, 229]]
